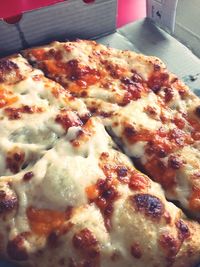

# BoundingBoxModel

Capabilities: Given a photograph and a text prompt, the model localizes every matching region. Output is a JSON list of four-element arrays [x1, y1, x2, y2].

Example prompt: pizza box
[[0, 0, 200, 266]]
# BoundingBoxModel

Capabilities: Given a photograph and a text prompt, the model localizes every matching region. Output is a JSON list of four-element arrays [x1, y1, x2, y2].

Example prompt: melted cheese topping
[[113, 92, 163, 131], [1, 117, 200, 267], [0, 55, 89, 176], [0, 43, 200, 267], [23, 40, 200, 216]]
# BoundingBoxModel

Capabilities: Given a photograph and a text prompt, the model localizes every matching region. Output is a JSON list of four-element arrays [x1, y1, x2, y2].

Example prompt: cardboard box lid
[[0, 0, 117, 57], [0, 0, 64, 19]]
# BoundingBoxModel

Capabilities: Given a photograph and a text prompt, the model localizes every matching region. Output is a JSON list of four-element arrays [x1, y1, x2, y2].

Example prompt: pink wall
[[117, 0, 146, 27]]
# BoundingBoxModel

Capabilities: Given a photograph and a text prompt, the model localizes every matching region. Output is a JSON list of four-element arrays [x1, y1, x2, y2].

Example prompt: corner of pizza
[[0, 40, 200, 267]]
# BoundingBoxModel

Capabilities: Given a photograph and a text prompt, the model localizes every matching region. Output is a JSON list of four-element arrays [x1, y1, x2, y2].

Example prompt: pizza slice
[[0, 54, 89, 176], [23, 40, 200, 217], [0, 117, 200, 267]]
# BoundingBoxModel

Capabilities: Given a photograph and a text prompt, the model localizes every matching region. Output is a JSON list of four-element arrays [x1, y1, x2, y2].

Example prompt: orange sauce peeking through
[[129, 172, 149, 191], [30, 49, 46, 61], [45, 60, 68, 75], [0, 88, 18, 108], [27, 207, 67, 236]]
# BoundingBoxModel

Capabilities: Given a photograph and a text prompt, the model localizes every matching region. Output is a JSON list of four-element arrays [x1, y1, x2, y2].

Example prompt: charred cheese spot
[[67, 59, 100, 88], [47, 48, 63, 60], [6, 147, 25, 174], [144, 119, 190, 146], [123, 125, 156, 144], [176, 220, 190, 240], [73, 228, 100, 258], [55, 110, 83, 131], [100, 161, 127, 183], [173, 117, 186, 130], [169, 128, 190, 147], [168, 155, 183, 170], [88, 104, 113, 118], [143, 127, 192, 190], [145, 141, 169, 158], [123, 125, 137, 140], [188, 117, 200, 141], [7, 234, 28, 261], [86, 178, 119, 231], [159, 233, 181, 259], [163, 87, 174, 103], [0, 59, 20, 83], [131, 194, 164, 220], [130, 243, 142, 259], [4, 107, 21, 119], [99, 152, 149, 191], [0, 186, 17, 216], [144, 105, 157, 118], [80, 113, 91, 124], [4, 105, 44, 120], [116, 166, 128, 180], [145, 157, 176, 190], [121, 77, 135, 85], [23, 171, 34, 182], [120, 76, 144, 103], [195, 106, 200, 117], [148, 71, 169, 93], [121, 83, 142, 105], [47, 222, 73, 248], [71, 119, 95, 147], [101, 60, 125, 79], [131, 71, 143, 83], [153, 64, 161, 71]]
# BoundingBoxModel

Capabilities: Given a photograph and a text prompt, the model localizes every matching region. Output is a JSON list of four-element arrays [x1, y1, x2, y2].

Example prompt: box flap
[[174, 0, 200, 58], [0, 0, 117, 57], [0, 0, 64, 19]]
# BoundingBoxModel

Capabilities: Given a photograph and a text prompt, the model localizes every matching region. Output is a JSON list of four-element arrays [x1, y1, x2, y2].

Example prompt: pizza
[[23, 40, 200, 218], [1, 115, 200, 267], [0, 54, 90, 179], [0, 42, 199, 267]]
